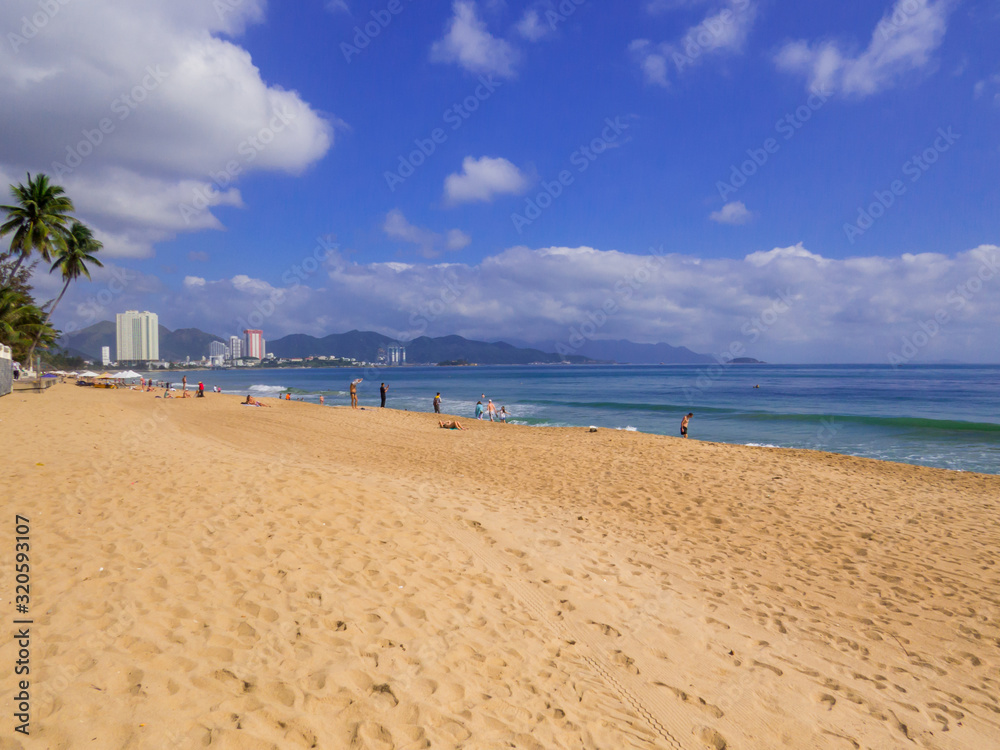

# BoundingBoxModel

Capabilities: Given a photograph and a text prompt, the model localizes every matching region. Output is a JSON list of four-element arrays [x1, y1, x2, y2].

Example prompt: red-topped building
[[243, 329, 265, 360]]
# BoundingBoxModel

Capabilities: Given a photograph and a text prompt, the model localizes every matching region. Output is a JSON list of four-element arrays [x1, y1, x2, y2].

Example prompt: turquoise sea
[[152, 364, 1000, 476]]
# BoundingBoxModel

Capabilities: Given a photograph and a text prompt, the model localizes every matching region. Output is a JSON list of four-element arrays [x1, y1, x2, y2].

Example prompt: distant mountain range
[[567, 339, 713, 365], [60, 321, 718, 366], [268, 331, 596, 365]]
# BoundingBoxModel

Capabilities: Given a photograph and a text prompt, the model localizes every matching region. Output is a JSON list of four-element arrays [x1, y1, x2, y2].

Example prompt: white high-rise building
[[387, 344, 406, 365], [116, 311, 159, 363], [228, 335, 243, 361], [209, 340, 226, 358], [101, 346, 110, 366]]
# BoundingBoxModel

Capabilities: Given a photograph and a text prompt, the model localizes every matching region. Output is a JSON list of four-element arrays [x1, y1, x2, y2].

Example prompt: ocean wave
[[617, 426, 638, 432], [248, 384, 286, 393]]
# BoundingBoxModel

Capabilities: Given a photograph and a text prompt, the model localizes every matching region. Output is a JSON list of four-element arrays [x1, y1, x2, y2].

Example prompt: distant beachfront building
[[209, 340, 226, 358], [387, 344, 406, 366], [244, 329, 265, 360], [101, 346, 110, 366], [228, 335, 243, 361], [116, 310, 159, 364]]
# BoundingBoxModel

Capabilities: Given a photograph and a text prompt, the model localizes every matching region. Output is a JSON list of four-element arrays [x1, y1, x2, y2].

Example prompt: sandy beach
[[2, 384, 999, 749]]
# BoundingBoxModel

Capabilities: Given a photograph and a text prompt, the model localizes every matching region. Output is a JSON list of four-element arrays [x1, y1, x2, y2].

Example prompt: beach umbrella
[[78, 370, 99, 378], [96, 372, 114, 378]]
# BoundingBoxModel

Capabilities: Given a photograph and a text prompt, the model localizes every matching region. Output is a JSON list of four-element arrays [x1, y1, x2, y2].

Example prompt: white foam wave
[[248, 384, 286, 393]]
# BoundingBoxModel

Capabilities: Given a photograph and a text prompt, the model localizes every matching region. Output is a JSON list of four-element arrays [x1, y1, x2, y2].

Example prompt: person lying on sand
[[439, 420, 465, 430], [244, 395, 271, 407]]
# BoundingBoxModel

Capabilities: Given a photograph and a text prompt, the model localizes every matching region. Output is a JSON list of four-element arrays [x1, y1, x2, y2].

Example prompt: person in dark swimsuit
[[380, 383, 388, 408], [681, 412, 693, 438]]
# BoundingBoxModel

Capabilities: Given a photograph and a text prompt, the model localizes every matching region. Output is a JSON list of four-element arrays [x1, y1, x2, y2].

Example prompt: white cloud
[[431, 1, 520, 77], [383, 209, 471, 258], [0, 0, 334, 257], [516, 9, 550, 42], [183, 276, 206, 289], [48, 243, 1000, 364], [974, 72, 1000, 105], [775, 0, 956, 98], [444, 156, 529, 204], [630, 0, 758, 87], [710, 200, 754, 225]]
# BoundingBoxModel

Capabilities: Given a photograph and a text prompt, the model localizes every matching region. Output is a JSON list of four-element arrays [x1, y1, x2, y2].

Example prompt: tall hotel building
[[228, 335, 243, 361], [116, 311, 159, 364], [243, 329, 265, 360]]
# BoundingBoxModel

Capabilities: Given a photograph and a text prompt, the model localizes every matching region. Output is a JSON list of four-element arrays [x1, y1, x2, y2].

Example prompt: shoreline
[[4, 384, 999, 748]]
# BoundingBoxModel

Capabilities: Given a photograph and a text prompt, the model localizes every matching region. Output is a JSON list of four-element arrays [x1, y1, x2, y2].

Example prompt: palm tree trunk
[[23, 279, 68, 370], [1, 254, 26, 286]]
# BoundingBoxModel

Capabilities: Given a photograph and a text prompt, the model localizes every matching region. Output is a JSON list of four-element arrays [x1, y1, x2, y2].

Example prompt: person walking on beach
[[499, 406, 508, 423], [380, 383, 388, 408], [182, 375, 187, 392], [486, 399, 497, 422], [475, 401, 484, 419], [681, 412, 693, 438], [433, 392, 442, 413], [350, 378, 362, 409]]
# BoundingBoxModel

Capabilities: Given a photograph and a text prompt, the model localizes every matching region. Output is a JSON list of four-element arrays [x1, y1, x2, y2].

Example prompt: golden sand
[[2, 384, 999, 749]]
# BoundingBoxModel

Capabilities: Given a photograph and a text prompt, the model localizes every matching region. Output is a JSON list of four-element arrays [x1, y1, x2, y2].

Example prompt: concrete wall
[[0, 345, 12, 398]]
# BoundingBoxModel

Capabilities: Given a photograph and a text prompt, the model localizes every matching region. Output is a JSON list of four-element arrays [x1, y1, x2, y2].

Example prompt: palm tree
[[0, 286, 53, 363], [24, 222, 103, 367], [0, 173, 75, 285]]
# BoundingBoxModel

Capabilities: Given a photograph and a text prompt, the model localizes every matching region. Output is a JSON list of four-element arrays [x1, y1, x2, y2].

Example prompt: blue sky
[[2, 0, 999, 362]]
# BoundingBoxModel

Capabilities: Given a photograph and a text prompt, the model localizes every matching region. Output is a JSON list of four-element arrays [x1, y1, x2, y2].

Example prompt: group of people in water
[[474, 398, 507, 423]]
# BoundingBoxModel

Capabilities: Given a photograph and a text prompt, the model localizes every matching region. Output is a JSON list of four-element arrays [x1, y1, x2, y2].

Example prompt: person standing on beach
[[380, 383, 388, 408], [499, 406, 508, 423], [681, 412, 693, 438], [433, 392, 442, 413], [198, 381, 205, 398], [475, 401, 484, 419], [486, 399, 497, 422], [350, 378, 362, 409], [182, 375, 187, 392]]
